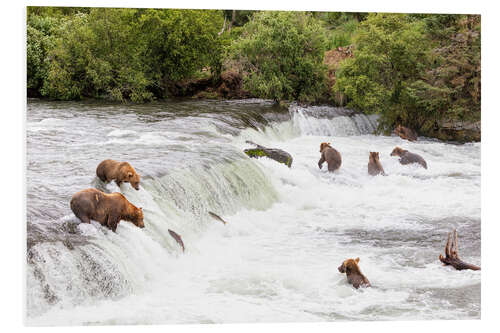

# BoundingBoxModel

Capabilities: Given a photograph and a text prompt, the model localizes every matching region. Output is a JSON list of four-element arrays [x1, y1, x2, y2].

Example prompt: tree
[[229, 11, 328, 103], [138, 9, 225, 97], [42, 9, 153, 102], [334, 13, 432, 131], [27, 15, 59, 96]]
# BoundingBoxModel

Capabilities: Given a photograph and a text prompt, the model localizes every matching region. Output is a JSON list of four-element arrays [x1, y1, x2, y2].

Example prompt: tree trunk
[[439, 229, 480, 270], [228, 10, 236, 33]]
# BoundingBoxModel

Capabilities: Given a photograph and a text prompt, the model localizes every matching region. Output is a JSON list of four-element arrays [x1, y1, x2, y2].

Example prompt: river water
[[26, 99, 480, 325]]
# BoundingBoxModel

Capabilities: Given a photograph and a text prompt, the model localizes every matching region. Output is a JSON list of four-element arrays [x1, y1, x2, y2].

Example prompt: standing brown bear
[[390, 147, 428, 169], [70, 188, 144, 232], [318, 142, 342, 172], [367, 152, 386, 176], [394, 125, 418, 142], [96, 159, 141, 190], [338, 257, 371, 289]]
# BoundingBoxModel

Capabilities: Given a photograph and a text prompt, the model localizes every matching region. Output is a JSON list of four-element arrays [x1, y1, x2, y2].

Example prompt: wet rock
[[427, 120, 480, 143], [244, 141, 293, 168]]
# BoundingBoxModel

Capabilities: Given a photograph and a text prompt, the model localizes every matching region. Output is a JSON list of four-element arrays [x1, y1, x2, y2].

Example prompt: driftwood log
[[244, 140, 293, 168], [439, 229, 480, 271]]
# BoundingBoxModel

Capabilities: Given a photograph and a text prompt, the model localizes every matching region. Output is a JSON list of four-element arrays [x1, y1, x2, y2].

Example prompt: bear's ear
[[355, 257, 360, 263], [128, 172, 133, 178]]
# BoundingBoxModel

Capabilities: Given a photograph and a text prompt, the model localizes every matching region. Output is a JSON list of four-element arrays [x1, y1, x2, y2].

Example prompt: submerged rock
[[244, 141, 293, 168]]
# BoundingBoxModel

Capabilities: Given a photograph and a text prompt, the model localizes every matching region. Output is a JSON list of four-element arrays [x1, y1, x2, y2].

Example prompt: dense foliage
[[27, 8, 480, 139], [334, 13, 480, 133], [28, 7, 224, 101], [228, 11, 328, 103]]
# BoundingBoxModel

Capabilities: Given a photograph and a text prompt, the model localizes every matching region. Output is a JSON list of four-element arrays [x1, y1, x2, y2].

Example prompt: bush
[[334, 13, 432, 131], [334, 13, 480, 133], [42, 9, 153, 102], [38, 8, 225, 101], [228, 11, 328, 103], [27, 15, 59, 96], [138, 9, 225, 96]]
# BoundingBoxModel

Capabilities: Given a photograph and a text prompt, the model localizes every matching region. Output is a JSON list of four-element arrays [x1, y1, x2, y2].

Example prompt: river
[[26, 99, 480, 325]]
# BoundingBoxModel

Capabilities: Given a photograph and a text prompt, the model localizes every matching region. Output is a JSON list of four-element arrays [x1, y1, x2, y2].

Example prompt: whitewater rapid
[[26, 100, 480, 325]]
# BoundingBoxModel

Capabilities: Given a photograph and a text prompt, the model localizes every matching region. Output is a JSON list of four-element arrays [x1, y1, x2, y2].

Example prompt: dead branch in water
[[439, 229, 480, 270]]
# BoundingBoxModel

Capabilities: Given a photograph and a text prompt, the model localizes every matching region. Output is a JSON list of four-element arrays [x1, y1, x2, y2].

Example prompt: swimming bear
[[390, 147, 428, 169], [70, 188, 144, 232], [338, 257, 371, 289], [367, 152, 386, 176], [96, 159, 141, 190], [318, 142, 342, 172]]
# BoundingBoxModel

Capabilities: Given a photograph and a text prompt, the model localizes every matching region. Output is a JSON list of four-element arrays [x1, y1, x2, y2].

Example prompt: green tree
[[42, 9, 153, 102], [138, 9, 225, 97], [228, 11, 328, 103], [335, 13, 480, 133], [334, 13, 432, 131], [27, 15, 60, 96]]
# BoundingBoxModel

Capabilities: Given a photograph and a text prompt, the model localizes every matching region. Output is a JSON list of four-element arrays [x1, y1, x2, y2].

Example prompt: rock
[[244, 141, 293, 168], [427, 120, 481, 143]]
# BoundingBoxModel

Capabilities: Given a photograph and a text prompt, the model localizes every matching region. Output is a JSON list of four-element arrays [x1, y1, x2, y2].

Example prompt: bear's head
[[394, 124, 403, 134], [390, 147, 406, 157], [320, 142, 332, 153], [338, 257, 361, 274], [127, 171, 141, 191], [129, 206, 144, 228], [369, 152, 380, 162]]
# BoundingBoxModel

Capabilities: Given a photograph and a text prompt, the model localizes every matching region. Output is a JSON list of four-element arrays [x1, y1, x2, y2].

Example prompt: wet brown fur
[[367, 152, 386, 176], [394, 125, 418, 142], [96, 159, 141, 190], [338, 257, 371, 289], [318, 142, 342, 172], [390, 147, 428, 169], [70, 188, 144, 232]]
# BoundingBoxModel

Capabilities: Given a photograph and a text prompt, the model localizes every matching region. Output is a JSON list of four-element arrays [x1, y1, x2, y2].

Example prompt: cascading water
[[26, 99, 480, 325]]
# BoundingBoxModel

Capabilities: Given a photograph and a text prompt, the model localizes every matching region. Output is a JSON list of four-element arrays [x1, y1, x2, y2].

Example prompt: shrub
[[27, 15, 59, 96], [228, 11, 328, 103]]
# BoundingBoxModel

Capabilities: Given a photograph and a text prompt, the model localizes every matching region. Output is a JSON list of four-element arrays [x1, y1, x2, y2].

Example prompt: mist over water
[[26, 99, 480, 325]]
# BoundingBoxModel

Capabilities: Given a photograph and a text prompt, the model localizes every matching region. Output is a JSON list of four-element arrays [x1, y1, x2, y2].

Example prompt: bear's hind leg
[[75, 213, 91, 224]]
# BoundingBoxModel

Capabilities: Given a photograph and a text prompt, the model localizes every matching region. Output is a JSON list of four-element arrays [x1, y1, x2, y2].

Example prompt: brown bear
[[367, 152, 386, 176], [338, 257, 371, 289], [390, 147, 428, 169], [96, 159, 141, 190], [318, 142, 342, 172], [70, 188, 144, 232], [394, 125, 418, 142]]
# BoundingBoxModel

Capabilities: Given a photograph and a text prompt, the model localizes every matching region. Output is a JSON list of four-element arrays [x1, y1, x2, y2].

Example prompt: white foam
[[27, 112, 481, 325]]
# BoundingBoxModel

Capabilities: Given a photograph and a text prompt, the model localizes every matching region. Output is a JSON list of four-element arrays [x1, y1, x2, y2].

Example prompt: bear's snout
[[338, 265, 345, 273]]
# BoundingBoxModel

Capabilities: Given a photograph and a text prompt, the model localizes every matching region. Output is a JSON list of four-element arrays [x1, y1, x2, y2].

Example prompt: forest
[[27, 7, 480, 139]]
